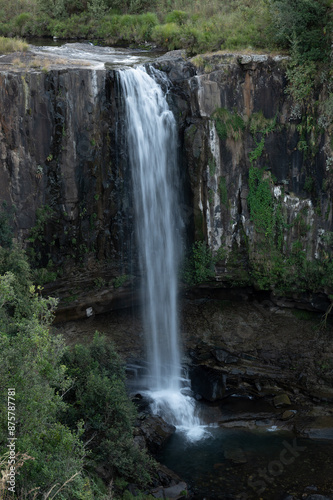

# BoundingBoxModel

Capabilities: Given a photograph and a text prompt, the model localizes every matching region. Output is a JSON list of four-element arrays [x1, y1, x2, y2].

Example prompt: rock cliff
[[156, 51, 333, 309], [0, 56, 134, 275], [1, 49, 333, 310]]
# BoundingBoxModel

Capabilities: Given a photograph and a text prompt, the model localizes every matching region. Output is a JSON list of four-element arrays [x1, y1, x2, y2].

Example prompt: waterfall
[[119, 66, 181, 390], [119, 66, 206, 440]]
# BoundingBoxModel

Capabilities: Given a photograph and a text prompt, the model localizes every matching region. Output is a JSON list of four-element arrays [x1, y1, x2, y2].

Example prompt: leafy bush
[[0, 250, 93, 498], [164, 10, 188, 25], [97, 12, 158, 43], [13, 12, 33, 35], [61, 333, 155, 488], [151, 22, 181, 50], [0, 0, 275, 53], [182, 241, 225, 285], [0, 246, 34, 324], [0, 247, 153, 498], [269, 0, 331, 62]]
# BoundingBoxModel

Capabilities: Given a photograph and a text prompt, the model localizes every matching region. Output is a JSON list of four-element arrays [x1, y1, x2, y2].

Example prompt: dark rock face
[[1, 51, 333, 305], [0, 65, 135, 272], [182, 298, 333, 407], [155, 52, 333, 300], [134, 414, 175, 454]]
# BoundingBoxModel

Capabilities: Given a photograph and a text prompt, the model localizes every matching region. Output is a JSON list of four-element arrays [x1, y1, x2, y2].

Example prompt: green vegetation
[[113, 274, 129, 288], [213, 108, 245, 142], [0, 35, 28, 53], [0, 0, 278, 54], [291, 309, 318, 321], [0, 243, 155, 499], [248, 112, 277, 163], [62, 333, 155, 489], [183, 241, 225, 285], [246, 163, 333, 293], [0, 202, 14, 249], [248, 167, 276, 240], [219, 176, 228, 207], [269, 0, 331, 63], [0, 0, 331, 64]]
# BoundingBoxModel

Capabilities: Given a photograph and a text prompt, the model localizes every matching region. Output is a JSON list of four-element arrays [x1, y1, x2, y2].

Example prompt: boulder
[[281, 410, 297, 420], [273, 394, 292, 407], [136, 414, 176, 453]]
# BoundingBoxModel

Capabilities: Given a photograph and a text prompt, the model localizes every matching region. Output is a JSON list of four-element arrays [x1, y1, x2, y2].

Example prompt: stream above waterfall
[[30, 41, 163, 68]]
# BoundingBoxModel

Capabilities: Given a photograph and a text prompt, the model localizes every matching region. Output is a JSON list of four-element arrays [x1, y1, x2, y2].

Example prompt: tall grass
[[152, 0, 273, 54], [0, 36, 28, 53], [0, 0, 275, 55]]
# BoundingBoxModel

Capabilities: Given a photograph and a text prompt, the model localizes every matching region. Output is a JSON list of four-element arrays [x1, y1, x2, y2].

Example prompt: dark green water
[[157, 427, 333, 499]]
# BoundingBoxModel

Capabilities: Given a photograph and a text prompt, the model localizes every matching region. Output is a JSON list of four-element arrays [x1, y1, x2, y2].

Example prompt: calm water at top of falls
[[30, 41, 164, 68]]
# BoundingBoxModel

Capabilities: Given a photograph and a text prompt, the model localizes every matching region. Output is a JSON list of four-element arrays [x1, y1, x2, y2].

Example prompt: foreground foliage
[[0, 245, 153, 499], [62, 334, 155, 489]]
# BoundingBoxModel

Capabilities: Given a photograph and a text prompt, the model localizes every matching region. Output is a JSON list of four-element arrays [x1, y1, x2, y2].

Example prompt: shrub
[[97, 12, 157, 42], [61, 333, 155, 488], [13, 12, 33, 35], [0, 254, 92, 499], [182, 241, 225, 285], [165, 10, 188, 25], [151, 22, 181, 50], [269, 0, 331, 62], [0, 36, 28, 53]]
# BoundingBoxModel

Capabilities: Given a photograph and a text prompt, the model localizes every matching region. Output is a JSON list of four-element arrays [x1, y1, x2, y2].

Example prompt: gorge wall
[[1, 50, 333, 311], [0, 62, 134, 273]]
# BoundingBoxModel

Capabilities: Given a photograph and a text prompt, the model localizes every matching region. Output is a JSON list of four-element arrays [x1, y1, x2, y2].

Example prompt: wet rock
[[281, 409, 297, 420], [136, 414, 176, 453], [297, 416, 333, 441], [151, 486, 164, 498], [212, 348, 238, 364], [150, 466, 188, 499], [304, 486, 318, 492], [190, 365, 226, 401], [308, 388, 333, 403], [305, 496, 333, 500], [273, 394, 292, 407], [154, 50, 196, 82], [163, 482, 188, 498]]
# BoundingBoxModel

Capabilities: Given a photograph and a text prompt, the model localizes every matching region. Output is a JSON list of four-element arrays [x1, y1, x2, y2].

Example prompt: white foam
[[145, 389, 211, 442]]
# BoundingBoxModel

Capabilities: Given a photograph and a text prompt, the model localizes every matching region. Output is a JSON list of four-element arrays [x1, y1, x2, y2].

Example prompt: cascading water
[[119, 66, 206, 440]]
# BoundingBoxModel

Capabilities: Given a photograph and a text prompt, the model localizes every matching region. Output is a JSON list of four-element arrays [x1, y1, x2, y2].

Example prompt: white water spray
[[119, 66, 206, 440]]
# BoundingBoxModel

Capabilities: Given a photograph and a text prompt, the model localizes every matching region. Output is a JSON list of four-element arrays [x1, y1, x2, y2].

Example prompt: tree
[[269, 0, 331, 62], [0, 248, 93, 499], [62, 333, 155, 489]]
